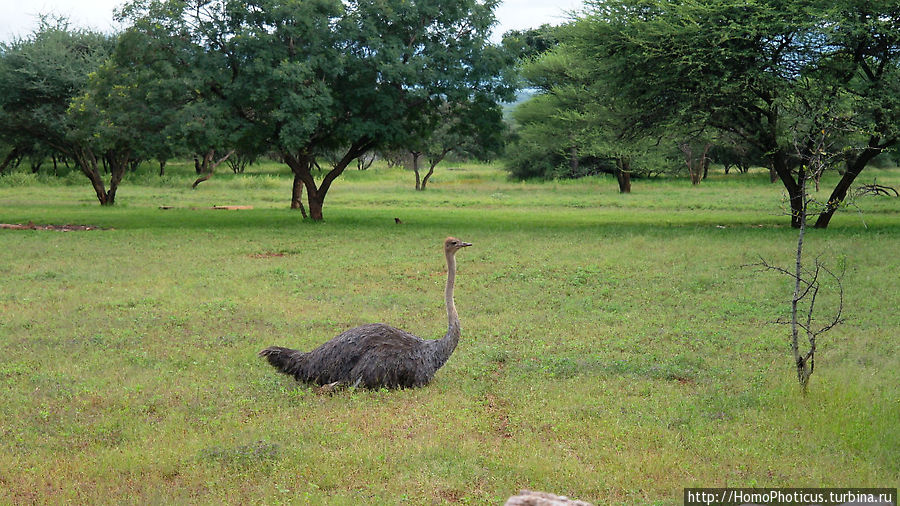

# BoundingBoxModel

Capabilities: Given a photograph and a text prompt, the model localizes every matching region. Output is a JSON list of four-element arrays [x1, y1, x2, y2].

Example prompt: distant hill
[[502, 89, 537, 119]]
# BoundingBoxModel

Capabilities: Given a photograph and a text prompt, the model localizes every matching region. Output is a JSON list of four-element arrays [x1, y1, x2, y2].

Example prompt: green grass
[[1, 161, 898, 504]]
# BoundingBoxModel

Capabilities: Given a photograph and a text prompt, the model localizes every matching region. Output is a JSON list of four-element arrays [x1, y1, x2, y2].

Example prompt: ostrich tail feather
[[259, 346, 307, 378]]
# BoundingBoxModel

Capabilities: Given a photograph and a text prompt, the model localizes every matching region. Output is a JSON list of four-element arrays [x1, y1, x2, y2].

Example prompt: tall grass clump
[[227, 174, 284, 190]]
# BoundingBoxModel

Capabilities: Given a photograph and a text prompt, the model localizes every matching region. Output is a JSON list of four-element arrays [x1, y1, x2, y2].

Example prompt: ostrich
[[259, 237, 472, 389]]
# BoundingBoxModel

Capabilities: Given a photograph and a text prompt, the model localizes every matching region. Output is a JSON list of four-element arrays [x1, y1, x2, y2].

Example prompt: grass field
[[1, 161, 898, 504]]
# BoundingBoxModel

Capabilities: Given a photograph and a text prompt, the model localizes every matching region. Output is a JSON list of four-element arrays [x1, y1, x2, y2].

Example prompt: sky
[[0, 0, 586, 44]]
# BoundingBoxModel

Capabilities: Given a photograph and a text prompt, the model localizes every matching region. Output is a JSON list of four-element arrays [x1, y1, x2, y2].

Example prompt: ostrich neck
[[432, 251, 460, 369], [445, 252, 459, 334]]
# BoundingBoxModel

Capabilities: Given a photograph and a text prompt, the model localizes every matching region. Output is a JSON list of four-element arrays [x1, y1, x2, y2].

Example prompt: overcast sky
[[0, 0, 585, 44]]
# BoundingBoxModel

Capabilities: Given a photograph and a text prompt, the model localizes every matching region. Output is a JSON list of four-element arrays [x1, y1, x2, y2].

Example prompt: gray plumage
[[259, 237, 471, 389]]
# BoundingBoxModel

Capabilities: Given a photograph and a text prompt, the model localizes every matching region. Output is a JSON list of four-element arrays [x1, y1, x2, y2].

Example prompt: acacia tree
[[119, 0, 511, 220], [569, 0, 813, 223], [408, 97, 506, 191], [811, 2, 900, 227], [507, 42, 673, 190], [755, 112, 848, 393], [292, 0, 512, 217], [115, 2, 245, 187], [66, 88, 133, 205], [507, 47, 602, 182], [571, 0, 900, 228], [0, 19, 114, 199], [66, 32, 180, 204]]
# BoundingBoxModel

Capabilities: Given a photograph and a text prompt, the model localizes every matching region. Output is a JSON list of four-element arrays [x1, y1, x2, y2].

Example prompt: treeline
[[0, 0, 515, 219], [3, 1, 899, 229]]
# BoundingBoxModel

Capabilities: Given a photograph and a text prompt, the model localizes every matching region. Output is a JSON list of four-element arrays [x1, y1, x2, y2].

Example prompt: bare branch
[[755, 110, 850, 394]]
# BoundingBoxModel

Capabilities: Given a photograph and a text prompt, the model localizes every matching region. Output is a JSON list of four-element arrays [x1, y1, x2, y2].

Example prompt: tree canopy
[[501, 23, 561, 62]]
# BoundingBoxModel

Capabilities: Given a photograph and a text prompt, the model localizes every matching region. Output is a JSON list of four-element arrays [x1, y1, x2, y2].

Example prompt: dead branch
[[854, 182, 898, 197]]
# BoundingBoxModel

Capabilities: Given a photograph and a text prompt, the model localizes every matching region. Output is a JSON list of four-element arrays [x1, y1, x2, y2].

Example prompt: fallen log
[[0, 222, 108, 231], [159, 205, 254, 210]]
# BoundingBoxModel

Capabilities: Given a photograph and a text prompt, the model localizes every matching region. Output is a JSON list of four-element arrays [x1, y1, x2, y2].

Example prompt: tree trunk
[[192, 149, 235, 189], [421, 150, 449, 191], [191, 150, 215, 188], [106, 175, 121, 205], [813, 139, 893, 229], [615, 157, 632, 193], [89, 175, 110, 204], [307, 193, 325, 221], [412, 151, 422, 190], [159, 159, 166, 177], [679, 142, 710, 185], [290, 172, 308, 219], [357, 153, 374, 170], [0, 147, 18, 174], [791, 176, 813, 394], [283, 141, 372, 221], [569, 145, 578, 175], [105, 152, 130, 206], [421, 163, 436, 190], [766, 149, 803, 228], [73, 147, 110, 205]]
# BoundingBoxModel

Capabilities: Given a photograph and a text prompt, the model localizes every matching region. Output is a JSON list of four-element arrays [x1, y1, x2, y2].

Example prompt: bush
[[0, 172, 41, 187]]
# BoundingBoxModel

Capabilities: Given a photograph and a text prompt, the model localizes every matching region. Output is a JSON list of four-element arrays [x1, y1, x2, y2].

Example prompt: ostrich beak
[[460, 241, 472, 247]]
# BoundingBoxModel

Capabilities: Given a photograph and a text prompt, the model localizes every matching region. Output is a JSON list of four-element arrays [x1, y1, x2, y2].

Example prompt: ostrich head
[[444, 237, 472, 254]]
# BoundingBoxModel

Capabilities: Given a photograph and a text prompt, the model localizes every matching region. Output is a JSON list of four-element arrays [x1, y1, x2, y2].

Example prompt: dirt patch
[[437, 489, 463, 503], [484, 393, 514, 439], [0, 222, 110, 231], [159, 205, 253, 210], [249, 251, 287, 259], [673, 375, 696, 386]]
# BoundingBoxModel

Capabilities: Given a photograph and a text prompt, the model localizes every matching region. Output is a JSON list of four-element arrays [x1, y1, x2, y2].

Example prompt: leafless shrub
[[749, 114, 849, 394]]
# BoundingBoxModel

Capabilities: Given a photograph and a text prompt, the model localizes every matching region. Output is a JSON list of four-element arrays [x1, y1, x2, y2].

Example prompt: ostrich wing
[[297, 323, 435, 388]]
